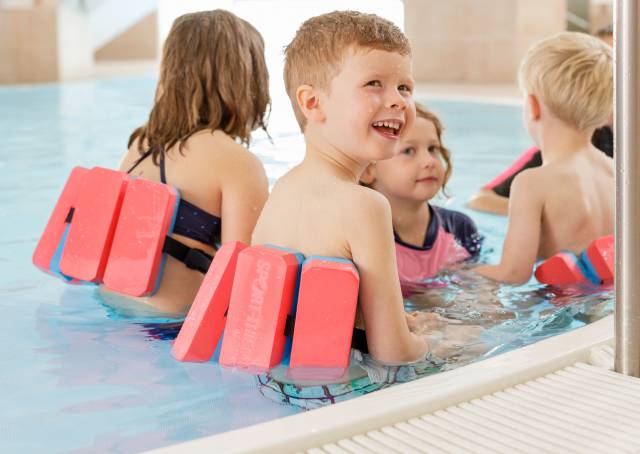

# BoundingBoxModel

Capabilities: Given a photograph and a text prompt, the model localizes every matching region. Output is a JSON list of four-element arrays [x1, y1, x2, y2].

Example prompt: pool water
[[0, 76, 613, 453]]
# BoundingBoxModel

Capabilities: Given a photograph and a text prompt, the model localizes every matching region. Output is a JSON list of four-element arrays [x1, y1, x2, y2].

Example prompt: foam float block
[[59, 167, 129, 282], [32, 167, 89, 279], [288, 257, 359, 381], [582, 235, 614, 284], [534, 252, 585, 286], [172, 241, 247, 362], [219, 245, 302, 372], [103, 179, 180, 296]]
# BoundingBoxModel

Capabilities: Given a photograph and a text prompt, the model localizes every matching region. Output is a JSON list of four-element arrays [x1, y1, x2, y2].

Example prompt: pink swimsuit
[[395, 205, 481, 293]]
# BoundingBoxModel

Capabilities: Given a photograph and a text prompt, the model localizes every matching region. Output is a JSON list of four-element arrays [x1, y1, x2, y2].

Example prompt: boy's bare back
[[533, 146, 613, 257], [253, 163, 388, 260]]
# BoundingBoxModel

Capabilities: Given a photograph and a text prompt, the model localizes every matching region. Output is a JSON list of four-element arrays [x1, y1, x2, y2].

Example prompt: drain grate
[[304, 363, 640, 454]]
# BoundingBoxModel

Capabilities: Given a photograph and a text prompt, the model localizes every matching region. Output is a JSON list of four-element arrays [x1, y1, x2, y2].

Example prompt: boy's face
[[372, 117, 446, 202], [321, 47, 416, 163]]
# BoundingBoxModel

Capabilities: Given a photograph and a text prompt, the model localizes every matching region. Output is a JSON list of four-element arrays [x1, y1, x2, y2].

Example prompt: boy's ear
[[296, 85, 326, 124], [527, 94, 541, 120], [359, 163, 377, 186]]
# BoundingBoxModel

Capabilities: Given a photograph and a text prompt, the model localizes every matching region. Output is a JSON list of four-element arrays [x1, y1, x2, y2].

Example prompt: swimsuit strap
[[159, 149, 167, 184], [126, 147, 167, 184], [126, 149, 153, 174]]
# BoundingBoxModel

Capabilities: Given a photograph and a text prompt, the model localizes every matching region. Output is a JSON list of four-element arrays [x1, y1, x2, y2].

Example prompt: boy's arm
[[347, 190, 427, 365], [474, 171, 543, 284]]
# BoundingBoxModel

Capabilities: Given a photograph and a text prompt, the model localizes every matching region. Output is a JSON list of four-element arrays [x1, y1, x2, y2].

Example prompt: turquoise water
[[0, 76, 613, 453]]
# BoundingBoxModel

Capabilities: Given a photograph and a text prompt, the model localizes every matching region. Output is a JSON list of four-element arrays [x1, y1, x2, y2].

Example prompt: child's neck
[[303, 132, 367, 183], [388, 196, 431, 246], [537, 121, 595, 164]]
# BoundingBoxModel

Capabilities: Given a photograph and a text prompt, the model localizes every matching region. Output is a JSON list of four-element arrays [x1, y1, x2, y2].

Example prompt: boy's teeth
[[373, 121, 400, 130]]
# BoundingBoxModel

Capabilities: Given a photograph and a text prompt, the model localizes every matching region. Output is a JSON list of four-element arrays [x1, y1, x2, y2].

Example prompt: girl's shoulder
[[431, 204, 483, 256], [431, 205, 476, 229], [183, 129, 265, 171]]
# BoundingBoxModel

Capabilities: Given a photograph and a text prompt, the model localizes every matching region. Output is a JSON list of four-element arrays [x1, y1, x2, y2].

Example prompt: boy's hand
[[406, 311, 452, 334]]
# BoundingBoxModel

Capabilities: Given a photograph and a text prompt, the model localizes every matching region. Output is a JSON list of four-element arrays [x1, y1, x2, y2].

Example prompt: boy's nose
[[387, 89, 408, 109]]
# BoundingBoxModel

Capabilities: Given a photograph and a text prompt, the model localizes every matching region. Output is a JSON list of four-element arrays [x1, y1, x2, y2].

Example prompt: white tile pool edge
[[149, 315, 614, 454]]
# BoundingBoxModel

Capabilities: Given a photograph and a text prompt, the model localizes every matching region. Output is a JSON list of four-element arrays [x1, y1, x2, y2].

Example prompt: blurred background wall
[[0, 0, 613, 85]]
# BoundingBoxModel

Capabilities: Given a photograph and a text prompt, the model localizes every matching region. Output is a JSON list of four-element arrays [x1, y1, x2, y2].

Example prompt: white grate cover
[[305, 363, 640, 454]]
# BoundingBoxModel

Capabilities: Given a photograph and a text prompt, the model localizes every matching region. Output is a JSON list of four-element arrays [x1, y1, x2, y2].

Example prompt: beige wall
[[405, 0, 567, 83], [590, 1, 613, 34], [0, 5, 156, 83], [0, 3, 93, 83], [94, 12, 158, 61], [0, 6, 58, 83]]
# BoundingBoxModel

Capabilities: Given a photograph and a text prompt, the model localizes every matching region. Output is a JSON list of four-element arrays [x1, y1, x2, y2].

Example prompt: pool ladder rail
[[302, 360, 640, 454]]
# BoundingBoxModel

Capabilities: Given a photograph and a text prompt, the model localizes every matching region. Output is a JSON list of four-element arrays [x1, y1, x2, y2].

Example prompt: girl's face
[[371, 117, 446, 202]]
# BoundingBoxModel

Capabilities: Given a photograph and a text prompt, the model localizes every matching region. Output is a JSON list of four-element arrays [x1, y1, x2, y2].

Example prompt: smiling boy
[[251, 11, 432, 364]]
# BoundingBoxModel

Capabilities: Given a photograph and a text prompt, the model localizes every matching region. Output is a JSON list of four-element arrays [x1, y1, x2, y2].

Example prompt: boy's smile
[[321, 47, 415, 163], [373, 116, 446, 202]]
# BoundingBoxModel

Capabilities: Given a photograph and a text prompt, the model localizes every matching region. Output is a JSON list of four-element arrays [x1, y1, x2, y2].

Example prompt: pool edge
[[148, 315, 614, 454]]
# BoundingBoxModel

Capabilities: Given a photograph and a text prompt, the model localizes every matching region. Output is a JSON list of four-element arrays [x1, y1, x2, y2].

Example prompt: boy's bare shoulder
[[344, 184, 393, 222]]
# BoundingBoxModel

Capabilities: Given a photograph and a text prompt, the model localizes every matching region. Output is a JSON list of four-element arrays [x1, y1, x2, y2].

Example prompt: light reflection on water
[[0, 76, 612, 453]]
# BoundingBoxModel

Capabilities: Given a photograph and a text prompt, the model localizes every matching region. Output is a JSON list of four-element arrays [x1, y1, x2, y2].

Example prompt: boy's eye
[[366, 80, 382, 87], [398, 84, 412, 93], [402, 147, 415, 156], [428, 145, 441, 154]]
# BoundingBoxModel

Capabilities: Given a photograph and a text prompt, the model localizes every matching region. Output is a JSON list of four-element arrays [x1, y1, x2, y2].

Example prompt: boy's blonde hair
[[284, 10, 410, 131], [518, 31, 612, 131]]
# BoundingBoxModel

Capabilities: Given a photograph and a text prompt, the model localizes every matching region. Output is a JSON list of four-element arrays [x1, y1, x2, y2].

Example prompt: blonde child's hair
[[284, 10, 410, 131], [415, 103, 452, 196], [518, 31, 612, 131]]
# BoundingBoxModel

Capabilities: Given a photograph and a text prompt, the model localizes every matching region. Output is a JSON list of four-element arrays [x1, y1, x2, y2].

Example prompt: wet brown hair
[[129, 10, 270, 163], [415, 103, 452, 196], [284, 10, 410, 131]]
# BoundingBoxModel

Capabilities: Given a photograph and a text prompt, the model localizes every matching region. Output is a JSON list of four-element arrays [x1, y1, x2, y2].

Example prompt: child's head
[[518, 32, 613, 135], [284, 11, 415, 162], [361, 104, 452, 203], [129, 10, 270, 159]]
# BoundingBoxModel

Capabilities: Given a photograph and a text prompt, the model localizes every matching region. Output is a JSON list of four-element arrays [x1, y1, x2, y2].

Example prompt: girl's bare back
[[102, 130, 267, 314]]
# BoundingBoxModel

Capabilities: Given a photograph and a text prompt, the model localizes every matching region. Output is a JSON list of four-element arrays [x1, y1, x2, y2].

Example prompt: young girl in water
[[360, 104, 482, 294], [102, 10, 270, 315]]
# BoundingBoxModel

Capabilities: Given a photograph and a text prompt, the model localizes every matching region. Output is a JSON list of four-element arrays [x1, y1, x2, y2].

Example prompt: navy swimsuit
[[127, 149, 222, 247], [126, 149, 221, 273]]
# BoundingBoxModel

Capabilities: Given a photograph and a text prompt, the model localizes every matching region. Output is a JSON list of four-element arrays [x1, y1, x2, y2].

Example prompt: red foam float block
[[32, 167, 89, 275], [59, 167, 130, 282], [534, 252, 585, 286], [103, 179, 179, 296], [288, 258, 359, 381], [585, 235, 614, 284], [219, 246, 301, 372], [172, 241, 247, 362]]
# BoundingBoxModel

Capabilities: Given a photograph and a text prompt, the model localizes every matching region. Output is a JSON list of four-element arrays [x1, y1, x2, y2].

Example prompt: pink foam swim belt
[[172, 241, 247, 362], [219, 246, 301, 372], [33, 166, 180, 296]]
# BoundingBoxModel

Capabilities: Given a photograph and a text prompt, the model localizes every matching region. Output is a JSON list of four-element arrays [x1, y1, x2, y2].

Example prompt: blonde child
[[361, 104, 481, 294], [467, 30, 614, 217], [474, 32, 614, 284], [252, 11, 479, 365], [104, 11, 270, 314]]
